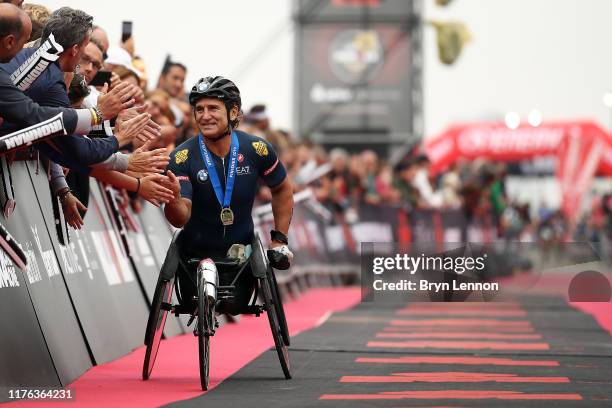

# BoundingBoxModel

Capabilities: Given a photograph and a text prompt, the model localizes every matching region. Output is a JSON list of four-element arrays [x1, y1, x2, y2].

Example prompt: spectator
[[68, 73, 90, 107], [0, 4, 98, 137], [144, 89, 178, 149], [328, 148, 351, 210], [157, 61, 186, 100], [440, 162, 462, 208], [90, 24, 109, 57], [0, 0, 23, 8], [376, 162, 400, 204], [360, 150, 380, 205], [105, 46, 141, 80], [156, 60, 191, 142], [483, 166, 506, 227], [393, 158, 420, 210], [22, 3, 49, 41], [266, 129, 290, 156], [132, 55, 148, 89], [79, 41, 104, 84], [412, 154, 442, 208], [239, 104, 270, 139], [111, 65, 144, 104]]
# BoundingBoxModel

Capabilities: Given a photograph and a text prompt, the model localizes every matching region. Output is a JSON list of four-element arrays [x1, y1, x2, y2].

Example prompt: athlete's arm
[[270, 178, 294, 243], [164, 170, 192, 228]]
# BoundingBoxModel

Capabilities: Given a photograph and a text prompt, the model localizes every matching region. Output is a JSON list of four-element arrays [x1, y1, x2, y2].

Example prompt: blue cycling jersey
[[166, 130, 286, 255]]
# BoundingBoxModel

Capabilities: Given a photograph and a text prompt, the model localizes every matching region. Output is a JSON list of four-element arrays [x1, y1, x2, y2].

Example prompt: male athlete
[[164, 76, 294, 314]]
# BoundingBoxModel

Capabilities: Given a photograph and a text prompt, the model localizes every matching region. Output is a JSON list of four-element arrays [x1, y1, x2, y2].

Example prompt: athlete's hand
[[138, 174, 175, 207], [165, 170, 181, 202], [267, 245, 293, 270]]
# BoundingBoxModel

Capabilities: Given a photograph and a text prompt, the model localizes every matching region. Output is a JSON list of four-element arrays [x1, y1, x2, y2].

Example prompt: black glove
[[267, 245, 293, 270]]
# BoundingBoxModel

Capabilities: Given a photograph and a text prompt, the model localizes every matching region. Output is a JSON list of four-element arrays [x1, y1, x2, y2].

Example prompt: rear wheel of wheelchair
[[143, 277, 173, 380], [267, 265, 290, 346], [261, 276, 291, 379], [197, 269, 212, 391]]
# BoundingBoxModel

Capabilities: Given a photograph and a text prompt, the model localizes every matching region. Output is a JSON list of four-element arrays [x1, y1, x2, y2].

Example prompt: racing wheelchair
[[141, 231, 291, 390]]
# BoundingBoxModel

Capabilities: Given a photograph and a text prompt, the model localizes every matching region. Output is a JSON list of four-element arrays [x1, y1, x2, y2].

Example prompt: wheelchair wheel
[[267, 266, 290, 346], [197, 269, 213, 391], [261, 276, 291, 379], [142, 277, 173, 380]]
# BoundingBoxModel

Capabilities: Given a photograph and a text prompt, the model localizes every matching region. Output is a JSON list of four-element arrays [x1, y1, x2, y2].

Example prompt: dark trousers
[[174, 234, 256, 316]]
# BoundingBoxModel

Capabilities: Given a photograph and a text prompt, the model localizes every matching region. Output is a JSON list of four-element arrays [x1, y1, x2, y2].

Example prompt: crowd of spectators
[[0, 2, 197, 229]]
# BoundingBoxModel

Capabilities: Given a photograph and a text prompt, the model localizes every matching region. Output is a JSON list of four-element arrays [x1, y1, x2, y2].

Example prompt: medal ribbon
[[198, 132, 239, 210]]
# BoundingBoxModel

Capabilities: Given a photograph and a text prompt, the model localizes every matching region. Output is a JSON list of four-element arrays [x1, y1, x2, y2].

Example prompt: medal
[[199, 132, 240, 226], [220, 208, 234, 225]]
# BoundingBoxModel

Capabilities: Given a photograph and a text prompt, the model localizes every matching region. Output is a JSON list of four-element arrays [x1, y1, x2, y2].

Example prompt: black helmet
[[189, 76, 241, 111]]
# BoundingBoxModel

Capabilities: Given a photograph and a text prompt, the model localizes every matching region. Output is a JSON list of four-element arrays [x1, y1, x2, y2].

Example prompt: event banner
[[294, 0, 418, 153]]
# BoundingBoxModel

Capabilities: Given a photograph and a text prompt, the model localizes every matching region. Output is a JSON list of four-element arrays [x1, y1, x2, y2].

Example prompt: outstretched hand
[[97, 82, 139, 119], [138, 174, 175, 207], [62, 192, 87, 230], [128, 140, 169, 174]]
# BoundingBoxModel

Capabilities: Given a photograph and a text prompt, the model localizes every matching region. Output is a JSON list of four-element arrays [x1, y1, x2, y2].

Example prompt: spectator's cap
[[105, 46, 141, 78], [244, 104, 268, 122]]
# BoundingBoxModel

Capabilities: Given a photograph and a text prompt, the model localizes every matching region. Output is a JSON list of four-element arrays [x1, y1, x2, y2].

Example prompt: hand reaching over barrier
[[90, 170, 175, 207], [109, 72, 121, 90], [116, 105, 162, 143], [114, 112, 152, 147], [58, 188, 87, 230], [96, 82, 139, 119]]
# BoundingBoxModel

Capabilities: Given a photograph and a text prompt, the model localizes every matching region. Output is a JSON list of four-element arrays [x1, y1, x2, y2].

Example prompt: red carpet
[[570, 302, 612, 336], [9, 287, 361, 408]]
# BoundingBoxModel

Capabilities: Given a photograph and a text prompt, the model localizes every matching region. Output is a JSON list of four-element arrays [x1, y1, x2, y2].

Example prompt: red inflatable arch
[[424, 121, 612, 222]]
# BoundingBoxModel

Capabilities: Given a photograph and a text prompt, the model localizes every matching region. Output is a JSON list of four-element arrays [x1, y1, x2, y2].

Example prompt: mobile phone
[[90, 70, 112, 87], [121, 21, 133, 43]]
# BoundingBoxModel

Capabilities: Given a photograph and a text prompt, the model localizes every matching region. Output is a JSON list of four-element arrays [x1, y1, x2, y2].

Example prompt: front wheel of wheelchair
[[261, 275, 291, 379], [142, 277, 174, 380], [267, 265, 290, 346], [198, 270, 213, 391]]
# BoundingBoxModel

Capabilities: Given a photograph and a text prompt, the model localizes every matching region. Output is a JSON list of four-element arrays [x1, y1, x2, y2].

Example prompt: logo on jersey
[[252, 141, 268, 157], [237, 165, 251, 176], [238, 153, 244, 163], [197, 169, 208, 183], [175, 149, 189, 164], [263, 158, 279, 176]]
